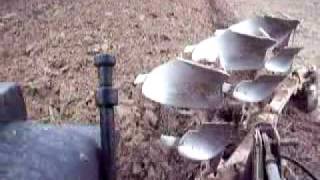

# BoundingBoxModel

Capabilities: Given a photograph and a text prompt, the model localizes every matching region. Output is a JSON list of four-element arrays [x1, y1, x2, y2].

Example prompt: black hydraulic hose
[[281, 154, 318, 180]]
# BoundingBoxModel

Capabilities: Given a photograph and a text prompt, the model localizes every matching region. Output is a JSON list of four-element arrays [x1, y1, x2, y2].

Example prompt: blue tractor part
[[0, 53, 118, 180]]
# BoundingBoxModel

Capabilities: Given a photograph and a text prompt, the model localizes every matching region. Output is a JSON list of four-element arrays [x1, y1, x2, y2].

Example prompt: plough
[[135, 15, 318, 180]]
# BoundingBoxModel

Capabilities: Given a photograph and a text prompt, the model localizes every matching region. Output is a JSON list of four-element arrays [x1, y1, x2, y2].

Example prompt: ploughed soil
[[0, 0, 319, 179]]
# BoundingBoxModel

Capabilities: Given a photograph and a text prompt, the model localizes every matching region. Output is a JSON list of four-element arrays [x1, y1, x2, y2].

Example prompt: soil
[[0, 0, 319, 179]]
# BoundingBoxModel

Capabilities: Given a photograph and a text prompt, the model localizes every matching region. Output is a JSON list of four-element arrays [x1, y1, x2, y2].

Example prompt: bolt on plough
[[135, 16, 318, 180]]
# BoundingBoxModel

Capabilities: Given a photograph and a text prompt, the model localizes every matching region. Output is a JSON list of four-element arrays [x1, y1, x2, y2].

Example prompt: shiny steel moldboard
[[229, 16, 299, 48], [216, 30, 275, 71], [265, 47, 302, 73], [142, 60, 229, 109], [233, 75, 285, 102], [177, 123, 233, 161], [191, 36, 219, 62]]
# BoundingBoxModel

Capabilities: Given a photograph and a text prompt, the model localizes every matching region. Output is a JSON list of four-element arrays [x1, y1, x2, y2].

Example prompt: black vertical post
[[94, 54, 118, 180]]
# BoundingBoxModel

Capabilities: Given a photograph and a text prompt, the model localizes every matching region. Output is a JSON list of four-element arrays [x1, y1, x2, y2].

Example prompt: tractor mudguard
[[0, 121, 101, 180], [0, 82, 27, 121]]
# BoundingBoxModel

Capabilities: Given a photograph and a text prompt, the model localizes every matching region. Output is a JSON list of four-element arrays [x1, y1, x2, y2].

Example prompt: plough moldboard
[[135, 15, 318, 180]]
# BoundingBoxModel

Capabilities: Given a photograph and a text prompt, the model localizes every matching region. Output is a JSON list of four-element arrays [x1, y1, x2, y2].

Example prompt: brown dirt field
[[0, 0, 319, 179]]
